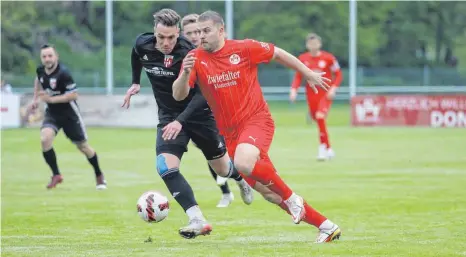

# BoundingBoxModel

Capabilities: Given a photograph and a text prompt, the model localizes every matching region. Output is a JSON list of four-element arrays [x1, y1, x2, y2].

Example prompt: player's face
[[198, 20, 224, 52], [183, 23, 201, 47], [306, 38, 322, 52], [154, 23, 179, 54], [40, 48, 58, 69]]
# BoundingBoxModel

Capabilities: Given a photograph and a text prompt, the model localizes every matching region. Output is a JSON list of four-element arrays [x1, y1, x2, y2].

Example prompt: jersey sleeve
[[329, 55, 341, 73], [61, 71, 77, 93], [245, 39, 275, 65], [329, 54, 343, 87]]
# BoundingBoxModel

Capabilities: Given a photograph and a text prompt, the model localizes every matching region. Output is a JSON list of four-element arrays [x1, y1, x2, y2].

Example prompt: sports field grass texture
[[2, 102, 466, 257]]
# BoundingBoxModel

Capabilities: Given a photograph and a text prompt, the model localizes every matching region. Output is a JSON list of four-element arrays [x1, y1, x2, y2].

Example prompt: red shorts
[[224, 115, 275, 187], [306, 93, 333, 119]]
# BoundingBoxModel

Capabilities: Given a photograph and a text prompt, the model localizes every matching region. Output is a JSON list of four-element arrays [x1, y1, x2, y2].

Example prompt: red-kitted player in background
[[290, 33, 343, 161]]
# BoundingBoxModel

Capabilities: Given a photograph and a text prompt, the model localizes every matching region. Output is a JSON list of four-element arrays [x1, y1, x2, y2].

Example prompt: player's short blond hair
[[306, 33, 322, 42], [181, 14, 199, 29]]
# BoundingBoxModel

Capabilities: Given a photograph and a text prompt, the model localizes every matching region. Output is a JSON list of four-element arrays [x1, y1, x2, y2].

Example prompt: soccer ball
[[137, 191, 170, 223]]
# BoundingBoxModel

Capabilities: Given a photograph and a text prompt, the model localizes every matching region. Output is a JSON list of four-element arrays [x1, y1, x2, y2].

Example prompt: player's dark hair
[[181, 14, 199, 29], [40, 44, 56, 50], [40, 44, 58, 54], [153, 8, 181, 27], [198, 10, 224, 27]]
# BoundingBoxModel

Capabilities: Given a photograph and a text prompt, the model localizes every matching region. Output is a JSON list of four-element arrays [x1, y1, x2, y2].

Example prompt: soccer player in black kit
[[27, 44, 107, 190], [121, 9, 253, 239], [181, 13, 234, 208]]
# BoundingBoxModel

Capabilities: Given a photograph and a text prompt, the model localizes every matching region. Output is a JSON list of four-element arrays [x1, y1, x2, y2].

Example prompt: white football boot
[[315, 221, 341, 243], [216, 192, 234, 208], [284, 193, 306, 224], [179, 217, 213, 239], [327, 148, 335, 160], [317, 144, 328, 161], [236, 179, 254, 205]]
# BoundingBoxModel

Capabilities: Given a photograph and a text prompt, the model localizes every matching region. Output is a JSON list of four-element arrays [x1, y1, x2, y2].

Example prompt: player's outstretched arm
[[131, 47, 143, 85], [27, 77, 41, 111], [122, 48, 143, 108], [40, 91, 78, 103], [273, 47, 331, 93], [173, 52, 196, 101]]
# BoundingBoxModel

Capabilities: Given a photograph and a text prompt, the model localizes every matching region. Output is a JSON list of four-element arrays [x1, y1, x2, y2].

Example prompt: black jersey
[[132, 33, 211, 123], [36, 63, 79, 116]]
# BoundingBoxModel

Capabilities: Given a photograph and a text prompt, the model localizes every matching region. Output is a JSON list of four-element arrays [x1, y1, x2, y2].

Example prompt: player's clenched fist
[[182, 52, 196, 73]]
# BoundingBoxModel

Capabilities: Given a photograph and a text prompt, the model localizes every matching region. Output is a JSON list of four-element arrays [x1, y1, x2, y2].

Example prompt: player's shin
[[43, 148, 60, 176], [160, 168, 203, 219], [247, 159, 293, 201], [157, 155, 203, 220], [87, 153, 102, 177]]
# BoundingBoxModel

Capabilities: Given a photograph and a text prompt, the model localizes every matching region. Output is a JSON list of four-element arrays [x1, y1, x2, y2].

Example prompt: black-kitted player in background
[[180, 13, 234, 208], [27, 44, 107, 190], [121, 9, 253, 239]]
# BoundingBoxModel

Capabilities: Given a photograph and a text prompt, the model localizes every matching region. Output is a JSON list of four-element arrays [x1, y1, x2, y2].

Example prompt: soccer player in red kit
[[173, 10, 341, 243], [290, 33, 343, 161]]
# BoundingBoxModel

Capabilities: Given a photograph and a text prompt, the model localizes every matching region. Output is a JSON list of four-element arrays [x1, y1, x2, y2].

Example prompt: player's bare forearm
[[172, 72, 190, 101], [52, 92, 78, 103], [273, 47, 312, 76], [33, 77, 40, 100]]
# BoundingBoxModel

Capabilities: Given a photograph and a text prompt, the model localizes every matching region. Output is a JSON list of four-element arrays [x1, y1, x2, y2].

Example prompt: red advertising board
[[351, 95, 466, 127]]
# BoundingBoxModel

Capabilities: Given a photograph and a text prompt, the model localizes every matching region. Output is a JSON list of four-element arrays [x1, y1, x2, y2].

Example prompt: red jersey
[[183, 39, 275, 135], [291, 51, 342, 96]]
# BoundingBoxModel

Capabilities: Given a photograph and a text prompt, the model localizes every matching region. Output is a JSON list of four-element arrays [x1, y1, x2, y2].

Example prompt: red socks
[[317, 118, 330, 148], [250, 159, 293, 200], [279, 200, 327, 228]]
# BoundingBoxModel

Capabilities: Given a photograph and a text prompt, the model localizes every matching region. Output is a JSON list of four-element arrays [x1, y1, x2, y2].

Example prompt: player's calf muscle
[[76, 142, 95, 158], [254, 183, 282, 204]]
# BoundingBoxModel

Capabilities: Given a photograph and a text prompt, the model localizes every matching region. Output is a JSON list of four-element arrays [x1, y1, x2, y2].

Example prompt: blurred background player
[[123, 9, 253, 239], [27, 44, 106, 190], [173, 10, 341, 243], [289, 33, 343, 161], [181, 13, 234, 208]]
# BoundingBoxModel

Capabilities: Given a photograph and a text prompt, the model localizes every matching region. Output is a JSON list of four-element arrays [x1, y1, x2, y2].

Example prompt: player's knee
[[234, 158, 256, 176], [156, 154, 179, 177], [40, 128, 55, 150], [208, 154, 230, 177], [316, 111, 326, 119], [234, 144, 260, 176]]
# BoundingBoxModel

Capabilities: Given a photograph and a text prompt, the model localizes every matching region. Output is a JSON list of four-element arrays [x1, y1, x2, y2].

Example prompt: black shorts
[[41, 110, 88, 144], [156, 117, 226, 160]]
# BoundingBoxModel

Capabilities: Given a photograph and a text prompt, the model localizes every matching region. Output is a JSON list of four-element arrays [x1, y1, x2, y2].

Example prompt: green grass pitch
[[2, 102, 465, 256]]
